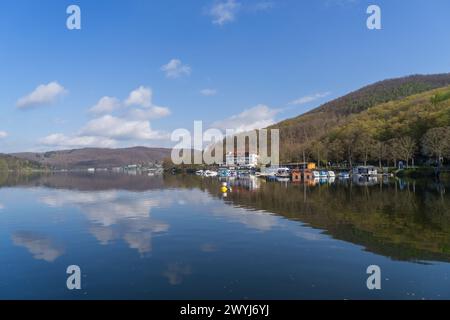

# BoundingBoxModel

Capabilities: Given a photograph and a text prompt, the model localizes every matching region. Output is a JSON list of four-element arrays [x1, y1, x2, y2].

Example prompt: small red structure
[[292, 169, 301, 182], [302, 169, 314, 180]]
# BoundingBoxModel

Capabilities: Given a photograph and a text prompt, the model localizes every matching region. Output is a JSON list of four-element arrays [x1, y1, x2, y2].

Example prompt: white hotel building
[[225, 152, 259, 168]]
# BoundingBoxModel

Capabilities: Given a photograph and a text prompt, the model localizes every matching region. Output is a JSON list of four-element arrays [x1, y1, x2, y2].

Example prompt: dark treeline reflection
[[164, 175, 450, 263], [1, 172, 449, 263]]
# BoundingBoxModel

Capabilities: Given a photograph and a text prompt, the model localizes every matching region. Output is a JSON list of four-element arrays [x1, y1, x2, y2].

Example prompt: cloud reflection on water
[[39, 190, 170, 255], [12, 231, 65, 262], [35, 185, 282, 258]]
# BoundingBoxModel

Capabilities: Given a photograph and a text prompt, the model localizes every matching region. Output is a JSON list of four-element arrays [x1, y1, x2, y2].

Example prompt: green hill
[[271, 73, 450, 162], [0, 154, 46, 172], [292, 86, 450, 168]]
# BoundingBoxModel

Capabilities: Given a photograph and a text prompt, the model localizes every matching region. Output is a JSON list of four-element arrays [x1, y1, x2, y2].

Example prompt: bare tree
[[421, 127, 450, 162], [327, 139, 345, 165], [397, 136, 417, 168], [355, 133, 377, 166], [387, 139, 400, 168], [376, 141, 388, 168]]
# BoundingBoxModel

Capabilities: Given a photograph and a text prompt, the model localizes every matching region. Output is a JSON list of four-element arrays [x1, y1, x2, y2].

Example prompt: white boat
[[196, 170, 204, 176], [328, 171, 336, 178], [275, 168, 291, 179], [312, 171, 320, 178], [204, 170, 218, 177], [338, 172, 350, 179]]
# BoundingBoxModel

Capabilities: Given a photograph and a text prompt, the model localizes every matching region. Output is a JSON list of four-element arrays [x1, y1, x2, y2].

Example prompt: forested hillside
[[272, 73, 450, 162], [301, 86, 450, 167], [0, 154, 45, 172]]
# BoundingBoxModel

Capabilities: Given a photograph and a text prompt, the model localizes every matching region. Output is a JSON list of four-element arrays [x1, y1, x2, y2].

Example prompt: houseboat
[[275, 168, 291, 179], [291, 169, 302, 183], [338, 171, 350, 179], [302, 169, 315, 181], [352, 166, 378, 177]]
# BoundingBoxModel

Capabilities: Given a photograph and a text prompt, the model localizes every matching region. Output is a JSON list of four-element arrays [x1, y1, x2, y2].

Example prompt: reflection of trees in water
[[3, 173, 450, 262], [0, 172, 165, 191], [169, 175, 450, 263], [0, 171, 44, 187]]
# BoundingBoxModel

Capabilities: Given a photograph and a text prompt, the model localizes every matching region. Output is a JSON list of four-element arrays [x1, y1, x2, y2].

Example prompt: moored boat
[[275, 168, 291, 179], [338, 171, 350, 179], [218, 168, 231, 177], [319, 171, 328, 178], [352, 166, 378, 177], [204, 170, 218, 177]]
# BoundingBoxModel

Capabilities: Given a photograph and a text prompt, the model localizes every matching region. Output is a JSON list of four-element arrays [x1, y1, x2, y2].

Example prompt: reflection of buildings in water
[[303, 177, 337, 187], [398, 179, 407, 190], [223, 176, 261, 191], [12, 231, 65, 262], [352, 176, 379, 187]]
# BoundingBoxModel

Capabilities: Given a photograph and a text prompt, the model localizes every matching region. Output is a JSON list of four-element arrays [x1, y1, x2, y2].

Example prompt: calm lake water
[[0, 172, 449, 300]]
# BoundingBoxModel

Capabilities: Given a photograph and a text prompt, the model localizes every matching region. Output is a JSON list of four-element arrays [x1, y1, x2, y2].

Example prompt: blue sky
[[1, 0, 450, 152]]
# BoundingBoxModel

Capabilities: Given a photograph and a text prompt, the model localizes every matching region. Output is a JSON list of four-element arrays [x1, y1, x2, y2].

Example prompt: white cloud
[[209, 0, 241, 25], [128, 106, 171, 120], [40, 133, 117, 149], [16, 82, 66, 109], [200, 89, 218, 96], [161, 59, 192, 79], [212, 104, 280, 133], [0, 131, 8, 139], [124, 86, 171, 120], [39, 87, 171, 149], [89, 96, 121, 114], [125, 86, 152, 107], [81, 115, 167, 141], [289, 92, 331, 105]]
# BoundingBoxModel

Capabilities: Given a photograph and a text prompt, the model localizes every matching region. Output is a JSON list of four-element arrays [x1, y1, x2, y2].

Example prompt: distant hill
[[270, 73, 450, 161], [12, 147, 172, 170]]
